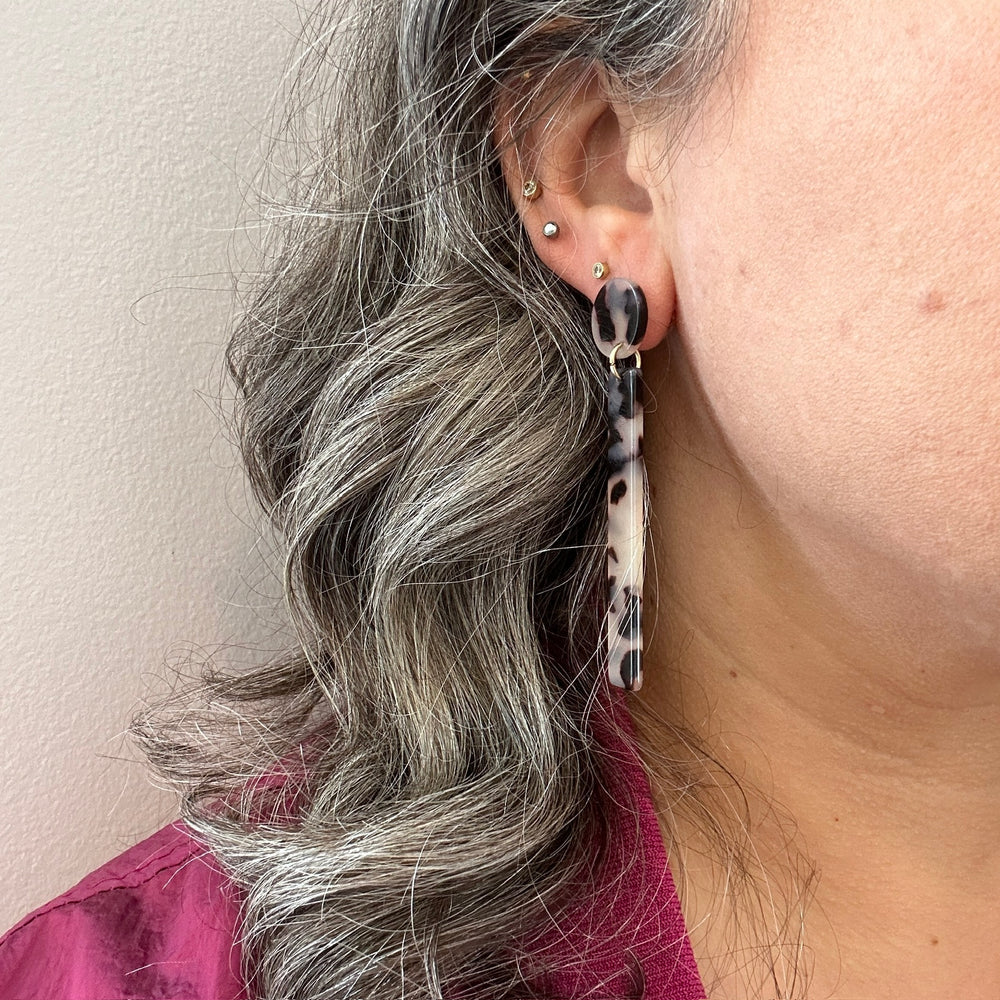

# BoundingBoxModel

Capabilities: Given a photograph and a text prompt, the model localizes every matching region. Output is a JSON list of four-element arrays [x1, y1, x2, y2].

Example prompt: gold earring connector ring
[[609, 343, 641, 379]]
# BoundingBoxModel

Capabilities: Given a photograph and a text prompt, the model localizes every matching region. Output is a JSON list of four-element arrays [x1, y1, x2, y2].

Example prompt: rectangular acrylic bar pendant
[[606, 363, 644, 691]]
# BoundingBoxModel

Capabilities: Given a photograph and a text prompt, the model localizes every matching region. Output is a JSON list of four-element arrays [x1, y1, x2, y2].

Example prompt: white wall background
[[1, 1, 294, 929]]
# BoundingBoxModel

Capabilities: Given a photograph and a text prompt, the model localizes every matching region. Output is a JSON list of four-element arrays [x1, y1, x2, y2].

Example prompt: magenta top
[[0, 694, 705, 999]]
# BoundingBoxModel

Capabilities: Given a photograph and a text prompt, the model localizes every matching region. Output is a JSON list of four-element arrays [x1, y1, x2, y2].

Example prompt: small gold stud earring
[[592, 261, 608, 280], [522, 179, 541, 201], [542, 221, 559, 238]]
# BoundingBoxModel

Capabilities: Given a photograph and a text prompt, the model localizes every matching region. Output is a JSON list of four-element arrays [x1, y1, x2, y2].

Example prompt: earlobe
[[496, 69, 676, 350]]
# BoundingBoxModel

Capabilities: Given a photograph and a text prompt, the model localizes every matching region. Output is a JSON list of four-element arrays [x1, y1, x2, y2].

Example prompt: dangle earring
[[591, 278, 648, 691]]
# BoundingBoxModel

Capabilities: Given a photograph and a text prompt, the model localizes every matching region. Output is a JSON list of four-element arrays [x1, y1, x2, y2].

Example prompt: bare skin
[[637, 339, 1000, 997], [504, 0, 1000, 994]]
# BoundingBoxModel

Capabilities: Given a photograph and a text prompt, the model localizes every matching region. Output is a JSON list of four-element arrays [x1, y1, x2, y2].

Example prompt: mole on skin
[[919, 289, 946, 314]]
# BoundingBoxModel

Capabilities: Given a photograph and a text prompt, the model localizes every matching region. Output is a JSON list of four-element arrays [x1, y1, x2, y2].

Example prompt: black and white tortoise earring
[[591, 278, 648, 691]]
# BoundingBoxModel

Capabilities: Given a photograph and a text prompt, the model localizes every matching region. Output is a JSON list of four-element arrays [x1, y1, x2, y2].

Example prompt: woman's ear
[[496, 69, 675, 349]]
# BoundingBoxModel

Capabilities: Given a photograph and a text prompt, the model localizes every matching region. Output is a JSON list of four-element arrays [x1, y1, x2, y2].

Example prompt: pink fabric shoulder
[[0, 692, 704, 999], [0, 822, 245, 1000]]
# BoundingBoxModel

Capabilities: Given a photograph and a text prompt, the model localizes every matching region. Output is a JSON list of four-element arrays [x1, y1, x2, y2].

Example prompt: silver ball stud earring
[[542, 221, 559, 238]]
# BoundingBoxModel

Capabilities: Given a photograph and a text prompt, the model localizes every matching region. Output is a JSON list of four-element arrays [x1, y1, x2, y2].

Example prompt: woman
[[4, 0, 999, 996]]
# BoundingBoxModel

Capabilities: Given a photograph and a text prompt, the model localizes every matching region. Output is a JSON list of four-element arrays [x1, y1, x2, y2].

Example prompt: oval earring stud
[[522, 179, 541, 201], [542, 221, 559, 239], [592, 261, 608, 280]]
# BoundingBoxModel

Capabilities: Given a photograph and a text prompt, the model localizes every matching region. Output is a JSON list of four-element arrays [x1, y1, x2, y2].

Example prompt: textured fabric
[[0, 823, 246, 1000], [0, 692, 704, 999]]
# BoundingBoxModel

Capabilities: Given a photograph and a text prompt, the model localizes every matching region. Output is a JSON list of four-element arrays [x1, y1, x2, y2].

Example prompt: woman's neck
[[633, 344, 1000, 998]]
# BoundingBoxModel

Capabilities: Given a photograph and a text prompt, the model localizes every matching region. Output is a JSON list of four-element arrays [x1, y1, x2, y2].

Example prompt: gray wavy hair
[[134, 0, 742, 997]]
